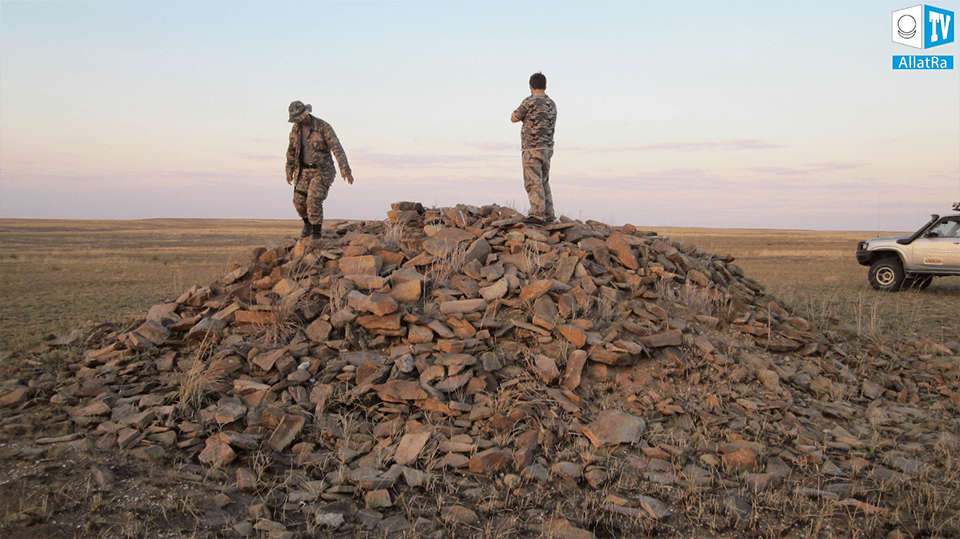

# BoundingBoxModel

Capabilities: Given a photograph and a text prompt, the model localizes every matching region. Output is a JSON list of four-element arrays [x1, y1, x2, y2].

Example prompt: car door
[[912, 217, 960, 271]]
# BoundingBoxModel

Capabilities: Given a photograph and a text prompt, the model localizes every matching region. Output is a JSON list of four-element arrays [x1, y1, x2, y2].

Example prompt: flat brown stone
[[345, 274, 389, 290], [687, 269, 711, 286], [532, 295, 559, 329], [390, 280, 421, 303], [435, 370, 473, 393], [584, 410, 646, 447], [305, 319, 333, 343], [373, 380, 430, 402], [236, 467, 257, 492], [535, 355, 560, 383], [198, 436, 236, 467], [606, 233, 639, 270], [252, 347, 288, 371], [394, 431, 432, 466], [464, 237, 492, 264], [184, 317, 225, 342], [267, 414, 306, 451], [357, 313, 402, 331], [538, 519, 597, 539], [423, 228, 475, 257], [440, 504, 480, 525], [273, 278, 301, 296], [558, 325, 587, 348], [480, 279, 508, 301], [72, 400, 112, 417], [340, 255, 382, 276], [587, 346, 631, 366], [723, 447, 758, 473], [364, 293, 399, 316], [433, 453, 470, 469], [407, 324, 434, 344], [0, 386, 29, 408], [562, 349, 588, 390], [134, 320, 170, 345], [439, 299, 487, 315], [469, 448, 512, 474], [519, 279, 554, 303], [636, 329, 683, 348], [214, 398, 246, 425]]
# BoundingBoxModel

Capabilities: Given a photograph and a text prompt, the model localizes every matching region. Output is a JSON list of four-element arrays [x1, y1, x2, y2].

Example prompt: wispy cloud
[[558, 169, 728, 194], [351, 150, 510, 168], [568, 139, 783, 153], [461, 141, 518, 152], [463, 139, 783, 154], [749, 162, 865, 176], [237, 152, 281, 162], [0, 169, 276, 191]]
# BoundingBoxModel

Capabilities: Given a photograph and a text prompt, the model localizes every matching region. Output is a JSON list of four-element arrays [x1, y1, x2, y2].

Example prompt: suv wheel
[[869, 258, 905, 291]]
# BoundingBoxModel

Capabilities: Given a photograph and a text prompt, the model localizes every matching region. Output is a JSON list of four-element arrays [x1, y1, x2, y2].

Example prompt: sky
[[1, 0, 959, 231]]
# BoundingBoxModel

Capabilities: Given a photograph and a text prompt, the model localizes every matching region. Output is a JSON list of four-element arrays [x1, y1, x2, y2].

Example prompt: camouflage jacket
[[286, 116, 352, 183], [513, 94, 557, 150]]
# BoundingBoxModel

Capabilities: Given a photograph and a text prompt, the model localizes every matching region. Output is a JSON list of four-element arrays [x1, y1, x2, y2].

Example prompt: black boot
[[300, 217, 311, 238], [311, 223, 323, 240]]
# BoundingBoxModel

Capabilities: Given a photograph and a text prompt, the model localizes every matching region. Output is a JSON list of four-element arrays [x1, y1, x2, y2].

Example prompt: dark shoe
[[523, 215, 546, 225], [300, 218, 311, 237], [311, 224, 323, 241]]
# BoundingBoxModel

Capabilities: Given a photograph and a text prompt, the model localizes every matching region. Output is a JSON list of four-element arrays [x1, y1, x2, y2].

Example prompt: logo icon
[[892, 4, 955, 49]]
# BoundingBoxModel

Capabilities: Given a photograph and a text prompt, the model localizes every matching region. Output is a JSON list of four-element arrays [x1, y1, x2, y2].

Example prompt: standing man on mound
[[511, 72, 557, 225], [286, 100, 354, 240]]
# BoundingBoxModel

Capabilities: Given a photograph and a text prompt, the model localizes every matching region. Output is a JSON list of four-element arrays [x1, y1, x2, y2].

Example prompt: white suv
[[856, 203, 960, 291]]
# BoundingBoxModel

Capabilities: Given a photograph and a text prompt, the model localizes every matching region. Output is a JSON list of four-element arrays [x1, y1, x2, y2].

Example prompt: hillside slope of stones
[[2, 202, 958, 539]]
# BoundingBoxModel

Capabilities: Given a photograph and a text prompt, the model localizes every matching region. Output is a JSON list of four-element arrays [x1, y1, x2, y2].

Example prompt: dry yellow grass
[[0, 219, 302, 355], [651, 226, 960, 348], [1, 220, 958, 357]]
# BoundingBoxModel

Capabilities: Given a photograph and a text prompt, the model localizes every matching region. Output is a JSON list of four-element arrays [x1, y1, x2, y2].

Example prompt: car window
[[928, 218, 960, 238], [947, 219, 960, 238]]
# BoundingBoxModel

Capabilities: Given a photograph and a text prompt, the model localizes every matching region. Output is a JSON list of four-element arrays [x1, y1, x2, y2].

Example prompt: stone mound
[[3, 202, 958, 538]]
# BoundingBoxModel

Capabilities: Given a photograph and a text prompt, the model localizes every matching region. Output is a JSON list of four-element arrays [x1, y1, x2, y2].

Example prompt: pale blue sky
[[1, 0, 958, 230]]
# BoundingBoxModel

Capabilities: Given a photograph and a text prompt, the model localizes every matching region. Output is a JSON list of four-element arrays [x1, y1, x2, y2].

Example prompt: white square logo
[[893, 5, 925, 48], [893, 4, 955, 49]]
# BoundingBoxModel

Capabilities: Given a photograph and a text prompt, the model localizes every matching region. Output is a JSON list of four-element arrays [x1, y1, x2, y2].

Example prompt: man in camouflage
[[511, 72, 557, 225], [286, 101, 354, 240]]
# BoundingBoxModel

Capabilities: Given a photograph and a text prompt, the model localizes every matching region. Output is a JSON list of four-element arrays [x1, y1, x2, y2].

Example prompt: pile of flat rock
[[2, 202, 958, 539]]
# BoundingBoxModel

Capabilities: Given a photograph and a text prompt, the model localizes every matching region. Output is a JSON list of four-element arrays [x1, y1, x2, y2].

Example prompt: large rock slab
[[584, 410, 646, 447]]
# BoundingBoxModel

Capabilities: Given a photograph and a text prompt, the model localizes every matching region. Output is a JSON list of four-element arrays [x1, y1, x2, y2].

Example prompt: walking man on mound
[[511, 72, 557, 225], [286, 100, 354, 240]]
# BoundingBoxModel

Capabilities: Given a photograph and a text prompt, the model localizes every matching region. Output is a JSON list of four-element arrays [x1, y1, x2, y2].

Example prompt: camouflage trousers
[[293, 168, 335, 225], [522, 148, 555, 220]]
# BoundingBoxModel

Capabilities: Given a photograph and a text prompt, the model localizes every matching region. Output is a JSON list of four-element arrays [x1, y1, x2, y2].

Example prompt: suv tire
[[869, 258, 905, 291]]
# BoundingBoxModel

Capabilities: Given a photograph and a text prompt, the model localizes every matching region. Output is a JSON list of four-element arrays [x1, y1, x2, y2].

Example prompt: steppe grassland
[[0, 219, 300, 355], [655, 226, 960, 348], [1, 220, 958, 358]]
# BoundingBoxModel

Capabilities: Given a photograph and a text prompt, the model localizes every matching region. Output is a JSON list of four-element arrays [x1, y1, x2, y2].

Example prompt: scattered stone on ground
[[2, 201, 958, 538]]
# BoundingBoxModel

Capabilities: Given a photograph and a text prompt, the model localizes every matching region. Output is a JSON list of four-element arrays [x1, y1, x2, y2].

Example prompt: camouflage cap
[[288, 101, 312, 123]]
